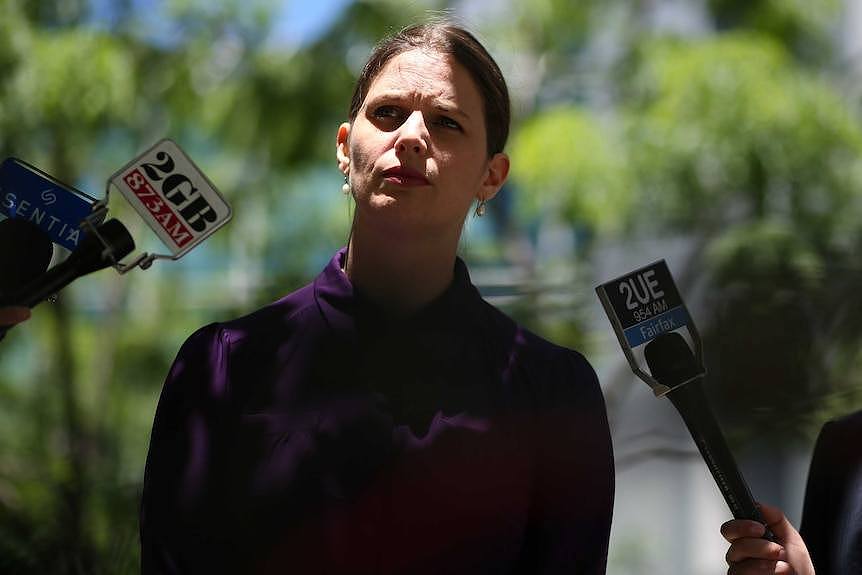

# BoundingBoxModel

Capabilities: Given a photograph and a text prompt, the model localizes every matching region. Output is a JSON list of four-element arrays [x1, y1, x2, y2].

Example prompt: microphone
[[0, 218, 55, 340], [0, 219, 134, 308], [644, 332, 776, 540], [0, 138, 231, 304], [0, 218, 55, 297], [596, 260, 775, 541]]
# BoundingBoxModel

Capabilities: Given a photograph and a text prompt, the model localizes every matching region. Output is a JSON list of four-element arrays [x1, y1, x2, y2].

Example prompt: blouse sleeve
[[799, 418, 845, 575], [140, 323, 234, 574], [517, 350, 615, 575]]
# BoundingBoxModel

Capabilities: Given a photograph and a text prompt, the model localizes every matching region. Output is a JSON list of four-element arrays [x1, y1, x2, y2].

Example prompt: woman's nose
[[394, 111, 429, 156]]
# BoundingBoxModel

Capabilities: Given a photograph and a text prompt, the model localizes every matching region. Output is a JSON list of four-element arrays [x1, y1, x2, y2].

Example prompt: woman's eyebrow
[[433, 103, 471, 121], [366, 92, 472, 121]]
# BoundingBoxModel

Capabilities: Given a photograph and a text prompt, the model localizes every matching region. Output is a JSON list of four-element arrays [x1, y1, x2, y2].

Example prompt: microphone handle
[[0, 260, 81, 308], [665, 379, 777, 541], [0, 258, 102, 340]]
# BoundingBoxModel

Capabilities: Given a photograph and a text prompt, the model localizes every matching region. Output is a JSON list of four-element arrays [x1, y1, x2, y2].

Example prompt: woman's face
[[337, 48, 508, 237]]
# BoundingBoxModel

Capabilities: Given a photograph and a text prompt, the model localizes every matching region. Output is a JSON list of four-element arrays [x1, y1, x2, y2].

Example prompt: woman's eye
[[436, 116, 462, 131], [373, 106, 401, 120]]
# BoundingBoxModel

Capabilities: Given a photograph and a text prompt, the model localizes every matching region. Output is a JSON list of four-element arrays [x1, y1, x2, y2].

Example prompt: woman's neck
[[344, 221, 461, 318]]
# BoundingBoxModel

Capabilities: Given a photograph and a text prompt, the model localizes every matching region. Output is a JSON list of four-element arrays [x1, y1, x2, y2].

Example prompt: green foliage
[[0, 7, 137, 171], [620, 33, 862, 438], [626, 33, 862, 241], [510, 106, 631, 234], [506, 0, 599, 55], [707, 219, 822, 288], [510, 28, 862, 440], [707, 0, 841, 64]]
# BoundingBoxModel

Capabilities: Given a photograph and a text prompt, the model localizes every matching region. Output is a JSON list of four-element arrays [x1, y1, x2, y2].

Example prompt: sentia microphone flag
[[0, 158, 99, 251]]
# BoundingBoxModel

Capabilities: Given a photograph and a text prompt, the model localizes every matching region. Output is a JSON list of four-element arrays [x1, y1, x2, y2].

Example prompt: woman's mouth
[[382, 166, 430, 187]]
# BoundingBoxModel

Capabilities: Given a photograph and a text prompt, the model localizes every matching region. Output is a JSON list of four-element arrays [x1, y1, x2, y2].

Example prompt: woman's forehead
[[365, 49, 482, 109]]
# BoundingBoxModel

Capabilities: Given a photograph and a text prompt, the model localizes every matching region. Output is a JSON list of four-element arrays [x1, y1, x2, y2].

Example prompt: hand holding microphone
[[0, 217, 53, 337], [0, 214, 134, 339], [596, 261, 775, 539], [721, 502, 814, 575], [644, 331, 774, 538], [0, 139, 232, 339], [0, 218, 135, 308]]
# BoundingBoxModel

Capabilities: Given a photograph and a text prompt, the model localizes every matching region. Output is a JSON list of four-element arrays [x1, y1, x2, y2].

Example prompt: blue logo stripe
[[1, 158, 95, 250], [623, 305, 691, 348]]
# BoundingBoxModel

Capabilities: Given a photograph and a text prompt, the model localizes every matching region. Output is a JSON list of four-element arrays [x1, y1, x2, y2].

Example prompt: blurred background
[[2, 0, 862, 573]]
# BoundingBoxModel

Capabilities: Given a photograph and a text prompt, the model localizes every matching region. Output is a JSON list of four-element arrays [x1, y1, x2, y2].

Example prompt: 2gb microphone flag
[[596, 260, 704, 395], [0, 158, 100, 251], [109, 139, 231, 257]]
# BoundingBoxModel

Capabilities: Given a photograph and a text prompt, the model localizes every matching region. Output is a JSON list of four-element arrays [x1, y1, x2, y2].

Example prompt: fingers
[[722, 502, 815, 575], [0, 306, 31, 327], [721, 502, 794, 544], [726, 559, 794, 575], [721, 519, 766, 542], [756, 502, 796, 542], [725, 536, 784, 564]]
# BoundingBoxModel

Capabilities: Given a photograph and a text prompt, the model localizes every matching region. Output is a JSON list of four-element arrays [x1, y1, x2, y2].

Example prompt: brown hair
[[348, 22, 510, 157]]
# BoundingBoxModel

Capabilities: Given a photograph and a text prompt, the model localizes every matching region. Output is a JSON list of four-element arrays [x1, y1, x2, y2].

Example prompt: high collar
[[313, 247, 482, 338]]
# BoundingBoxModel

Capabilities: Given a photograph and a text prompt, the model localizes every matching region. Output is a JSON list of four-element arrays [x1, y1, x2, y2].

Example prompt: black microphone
[[0, 218, 55, 340], [645, 332, 776, 541], [0, 139, 231, 338], [0, 219, 134, 308], [0, 218, 55, 296], [596, 260, 777, 542]]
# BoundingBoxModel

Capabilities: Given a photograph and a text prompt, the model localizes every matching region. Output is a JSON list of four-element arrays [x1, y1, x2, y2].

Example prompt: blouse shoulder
[[215, 282, 319, 345], [474, 297, 602, 407], [163, 282, 321, 398]]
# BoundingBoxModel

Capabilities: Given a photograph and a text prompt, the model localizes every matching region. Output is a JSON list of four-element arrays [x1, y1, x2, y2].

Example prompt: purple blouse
[[140, 249, 614, 574]]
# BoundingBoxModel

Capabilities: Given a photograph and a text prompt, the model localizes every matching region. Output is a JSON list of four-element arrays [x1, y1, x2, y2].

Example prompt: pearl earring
[[475, 198, 487, 217], [342, 175, 351, 196]]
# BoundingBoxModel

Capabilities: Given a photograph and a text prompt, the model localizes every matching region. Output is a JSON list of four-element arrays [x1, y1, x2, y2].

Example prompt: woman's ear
[[336, 123, 351, 175], [479, 152, 510, 202]]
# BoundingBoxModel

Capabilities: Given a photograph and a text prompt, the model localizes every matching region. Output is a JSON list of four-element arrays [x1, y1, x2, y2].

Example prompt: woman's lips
[[382, 167, 430, 186]]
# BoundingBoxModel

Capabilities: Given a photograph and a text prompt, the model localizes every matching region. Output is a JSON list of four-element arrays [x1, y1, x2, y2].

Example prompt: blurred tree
[[504, 0, 862, 438], [622, 32, 862, 440], [510, 106, 631, 235], [462, 0, 617, 352], [707, 0, 842, 65], [0, 1, 142, 571]]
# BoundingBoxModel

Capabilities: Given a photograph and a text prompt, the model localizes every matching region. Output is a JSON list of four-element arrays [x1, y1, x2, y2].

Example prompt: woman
[[141, 22, 614, 574]]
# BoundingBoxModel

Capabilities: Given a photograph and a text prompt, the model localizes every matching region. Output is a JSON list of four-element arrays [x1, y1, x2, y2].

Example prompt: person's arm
[[518, 351, 615, 574], [140, 323, 234, 574], [720, 502, 815, 575], [799, 417, 845, 574]]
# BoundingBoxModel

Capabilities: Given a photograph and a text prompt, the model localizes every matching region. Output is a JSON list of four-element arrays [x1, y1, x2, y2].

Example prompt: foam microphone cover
[[0, 218, 135, 308], [644, 332, 700, 386], [0, 218, 54, 298]]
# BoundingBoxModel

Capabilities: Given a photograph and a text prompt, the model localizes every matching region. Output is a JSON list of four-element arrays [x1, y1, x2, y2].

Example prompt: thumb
[[757, 502, 792, 537], [757, 502, 815, 575]]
